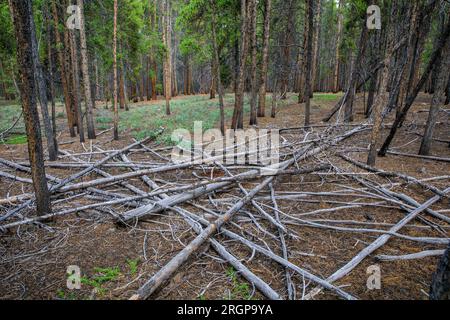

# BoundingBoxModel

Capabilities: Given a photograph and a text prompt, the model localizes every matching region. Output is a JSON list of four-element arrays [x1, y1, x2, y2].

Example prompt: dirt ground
[[0, 92, 448, 300]]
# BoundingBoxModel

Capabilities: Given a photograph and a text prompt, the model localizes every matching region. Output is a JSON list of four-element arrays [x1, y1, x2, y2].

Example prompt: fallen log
[[376, 250, 445, 262], [131, 126, 366, 300], [304, 187, 450, 300]]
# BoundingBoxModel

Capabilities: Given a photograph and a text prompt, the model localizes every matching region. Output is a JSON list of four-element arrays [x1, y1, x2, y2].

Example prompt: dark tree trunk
[[232, 0, 249, 130], [248, 0, 258, 126], [9, 0, 52, 216], [379, 20, 450, 156], [419, 34, 450, 155], [430, 244, 450, 300], [30, 1, 58, 161], [257, 0, 271, 118], [303, 0, 314, 128], [51, 0, 75, 137]]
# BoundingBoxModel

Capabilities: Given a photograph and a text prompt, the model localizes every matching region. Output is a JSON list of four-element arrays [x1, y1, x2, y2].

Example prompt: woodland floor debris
[[0, 93, 449, 300]]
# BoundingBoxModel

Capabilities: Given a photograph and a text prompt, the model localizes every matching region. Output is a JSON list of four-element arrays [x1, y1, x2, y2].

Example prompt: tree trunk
[[419, 38, 450, 155], [51, 0, 75, 137], [211, 1, 225, 136], [30, 1, 57, 161], [333, 0, 344, 93], [248, 0, 258, 126], [232, 0, 249, 130], [113, 0, 119, 140], [303, 0, 314, 128], [257, 0, 272, 118], [162, 0, 171, 115], [311, 0, 321, 93], [430, 244, 450, 300], [9, 0, 52, 216], [77, 0, 96, 140], [379, 20, 450, 156], [344, 23, 368, 122], [69, 27, 84, 143]]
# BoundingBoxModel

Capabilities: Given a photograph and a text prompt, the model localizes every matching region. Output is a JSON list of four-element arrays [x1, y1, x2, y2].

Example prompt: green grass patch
[[312, 93, 343, 101], [4, 134, 27, 145], [81, 266, 121, 296], [225, 267, 254, 300]]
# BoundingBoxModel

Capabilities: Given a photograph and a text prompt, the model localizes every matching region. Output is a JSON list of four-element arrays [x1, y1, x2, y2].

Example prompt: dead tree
[[9, 0, 52, 215]]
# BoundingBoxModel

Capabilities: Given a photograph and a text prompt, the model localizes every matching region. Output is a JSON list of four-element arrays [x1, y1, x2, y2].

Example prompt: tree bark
[[232, 0, 249, 130], [30, 0, 58, 160], [333, 0, 344, 93], [77, 0, 96, 139], [257, 0, 272, 118], [248, 0, 258, 126], [303, 0, 314, 128], [379, 20, 450, 156], [419, 39, 450, 155], [9, 0, 52, 216], [51, 0, 75, 137], [210, 1, 225, 135], [113, 0, 119, 140], [162, 0, 171, 115]]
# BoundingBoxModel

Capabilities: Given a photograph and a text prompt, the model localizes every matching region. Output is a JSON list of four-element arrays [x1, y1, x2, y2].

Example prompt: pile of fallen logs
[[0, 123, 449, 300]]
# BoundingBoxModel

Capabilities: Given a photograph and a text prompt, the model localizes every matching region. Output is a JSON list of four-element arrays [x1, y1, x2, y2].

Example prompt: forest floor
[[0, 92, 449, 300]]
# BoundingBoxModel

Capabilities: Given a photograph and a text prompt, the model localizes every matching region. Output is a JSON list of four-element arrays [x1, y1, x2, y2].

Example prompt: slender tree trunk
[[30, 1, 57, 160], [113, 0, 119, 140], [209, 60, 216, 99], [232, 0, 249, 130], [419, 38, 450, 155], [45, 5, 57, 140], [162, 0, 171, 115], [51, 0, 75, 137], [211, 1, 225, 135], [333, 0, 344, 93], [303, 0, 314, 128], [9, 0, 52, 215], [69, 28, 84, 143], [311, 0, 321, 93], [257, 0, 272, 118], [379, 20, 450, 156], [77, 0, 96, 139], [344, 23, 368, 122], [249, 0, 258, 126]]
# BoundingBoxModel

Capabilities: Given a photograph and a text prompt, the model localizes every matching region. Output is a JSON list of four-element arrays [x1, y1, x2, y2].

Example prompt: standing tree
[[113, 0, 119, 140], [248, 0, 258, 126], [77, 0, 96, 139], [257, 0, 272, 118], [162, 0, 172, 115], [9, 0, 52, 215], [303, 0, 314, 128], [232, 0, 249, 130], [419, 36, 450, 155]]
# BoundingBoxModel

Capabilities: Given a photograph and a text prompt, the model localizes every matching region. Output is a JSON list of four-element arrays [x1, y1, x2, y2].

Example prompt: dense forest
[[0, 0, 449, 301]]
